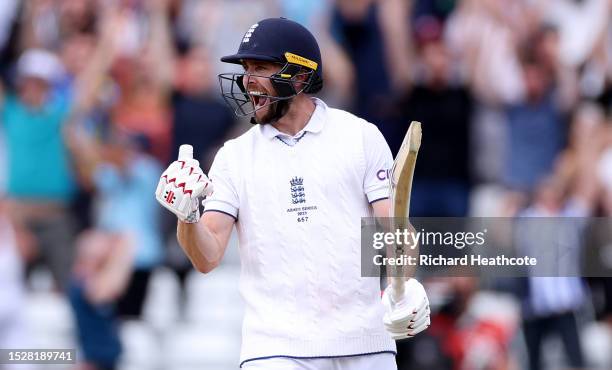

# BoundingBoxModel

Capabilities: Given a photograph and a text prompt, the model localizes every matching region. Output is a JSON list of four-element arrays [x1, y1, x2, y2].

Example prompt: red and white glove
[[382, 278, 430, 340], [155, 145, 213, 223]]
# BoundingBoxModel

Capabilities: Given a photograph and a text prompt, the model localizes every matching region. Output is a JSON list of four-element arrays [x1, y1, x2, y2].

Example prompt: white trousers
[[242, 353, 397, 370]]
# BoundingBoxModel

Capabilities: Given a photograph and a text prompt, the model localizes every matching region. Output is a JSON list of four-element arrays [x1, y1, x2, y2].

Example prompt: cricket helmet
[[218, 17, 323, 120]]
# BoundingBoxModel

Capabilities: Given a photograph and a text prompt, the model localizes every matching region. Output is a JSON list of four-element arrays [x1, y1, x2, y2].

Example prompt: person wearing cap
[[156, 18, 430, 369], [0, 48, 77, 292]]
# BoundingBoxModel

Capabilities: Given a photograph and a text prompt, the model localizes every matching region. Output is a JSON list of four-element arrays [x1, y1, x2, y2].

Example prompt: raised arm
[[64, 7, 127, 189], [569, 105, 606, 211], [378, 0, 413, 93], [85, 233, 135, 304], [156, 145, 235, 273], [70, 6, 125, 117], [18, 0, 47, 50], [144, 0, 175, 95]]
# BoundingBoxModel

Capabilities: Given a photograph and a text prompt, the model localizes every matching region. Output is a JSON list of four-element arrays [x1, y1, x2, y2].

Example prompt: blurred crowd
[[0, 0, 611, 369]]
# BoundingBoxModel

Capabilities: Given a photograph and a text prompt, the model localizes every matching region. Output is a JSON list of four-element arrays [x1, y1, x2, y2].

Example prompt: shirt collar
[[260, 97, 327, 140]]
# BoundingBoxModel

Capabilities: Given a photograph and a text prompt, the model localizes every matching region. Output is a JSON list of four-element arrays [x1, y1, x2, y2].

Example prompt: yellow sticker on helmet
[[285, 52, 318, 71]]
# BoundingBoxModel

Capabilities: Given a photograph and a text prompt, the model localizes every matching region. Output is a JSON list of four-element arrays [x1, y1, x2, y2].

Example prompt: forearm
[[72, 39, 115, 115], [87, 235, 134, 304], [72, 7, 125, 115], [177, 221, 225, 273], [63, 122, 102, 191], [18, 1, 42, 51], [379, 0, 412, 93], [147, 3, 174, 91], [158, 145, 231, 273], [372, 199, 419, 283]]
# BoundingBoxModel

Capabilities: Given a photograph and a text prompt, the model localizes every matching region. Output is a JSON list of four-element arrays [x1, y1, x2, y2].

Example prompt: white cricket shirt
[[203, 98, 396, 366]]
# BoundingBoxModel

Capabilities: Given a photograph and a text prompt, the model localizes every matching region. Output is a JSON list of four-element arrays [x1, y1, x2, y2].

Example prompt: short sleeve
[[362, 122, 393, 203], [202, 144, 239, 219]]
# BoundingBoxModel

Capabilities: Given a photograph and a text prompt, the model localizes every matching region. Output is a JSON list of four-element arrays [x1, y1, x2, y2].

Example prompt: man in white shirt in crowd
[[156, 17, 429, 370]]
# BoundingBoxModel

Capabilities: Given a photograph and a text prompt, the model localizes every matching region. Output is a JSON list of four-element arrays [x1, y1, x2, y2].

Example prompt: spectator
[[516, 175, 589, 370], [50, 1, 174, 322], [171, 0, 280, 76], [1, 48, 77, 292], [444, 0, 532, 183], [19, 0, 96, 51], [541, 0, 611, 69], [57, 31, 96, 104], [503, 26, 576, 192], [69, 229, 133, 370], [513, 110, 601, 369], [171, 45, 236, 170], [331, 0, 411, 154], [67, 123, 165, 319], [397, 17, 473, 217], [108, 0, 175, 164]]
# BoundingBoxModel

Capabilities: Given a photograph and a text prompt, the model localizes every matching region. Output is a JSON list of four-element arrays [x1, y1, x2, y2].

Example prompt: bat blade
[[389, 121, 422, 302]]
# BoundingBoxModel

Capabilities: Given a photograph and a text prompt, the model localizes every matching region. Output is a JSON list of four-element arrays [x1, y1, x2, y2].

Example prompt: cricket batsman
[[156, 17, 430, 369]]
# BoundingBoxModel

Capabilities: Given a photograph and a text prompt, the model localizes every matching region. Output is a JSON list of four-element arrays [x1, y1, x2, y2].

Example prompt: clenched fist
[[155, 145, 214, 223]]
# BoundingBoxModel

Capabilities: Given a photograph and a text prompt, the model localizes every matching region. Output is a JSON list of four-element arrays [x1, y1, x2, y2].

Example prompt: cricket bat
[[389, 121, 422, 302]]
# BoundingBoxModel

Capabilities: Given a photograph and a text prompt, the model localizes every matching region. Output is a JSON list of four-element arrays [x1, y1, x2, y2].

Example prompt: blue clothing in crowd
[[68, 280, 122, 369], [93, 155, 163, 270], [504, 92, 565, 191], [1, 93, 76, 202]]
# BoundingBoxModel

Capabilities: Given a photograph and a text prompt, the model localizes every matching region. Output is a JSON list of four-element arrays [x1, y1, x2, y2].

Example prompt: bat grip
[[179, 144, 193, 160], [391, 277, 405, 303]]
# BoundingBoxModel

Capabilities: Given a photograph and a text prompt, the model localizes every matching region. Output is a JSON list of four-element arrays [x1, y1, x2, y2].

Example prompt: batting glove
[[155, 145, 213, 223], [382, 278, 430, 340]]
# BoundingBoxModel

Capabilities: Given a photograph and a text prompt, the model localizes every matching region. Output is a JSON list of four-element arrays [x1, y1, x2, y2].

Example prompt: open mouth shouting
[[248, 89, 270, 110]]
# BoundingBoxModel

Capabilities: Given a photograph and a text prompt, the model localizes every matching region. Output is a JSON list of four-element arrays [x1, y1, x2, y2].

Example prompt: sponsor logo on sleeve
[[377, 169, 391, 181]]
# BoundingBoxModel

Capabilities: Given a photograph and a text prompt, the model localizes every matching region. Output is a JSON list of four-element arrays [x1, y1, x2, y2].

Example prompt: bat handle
[[179, 144, 193, 160], [391, 277, 405, 303]]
